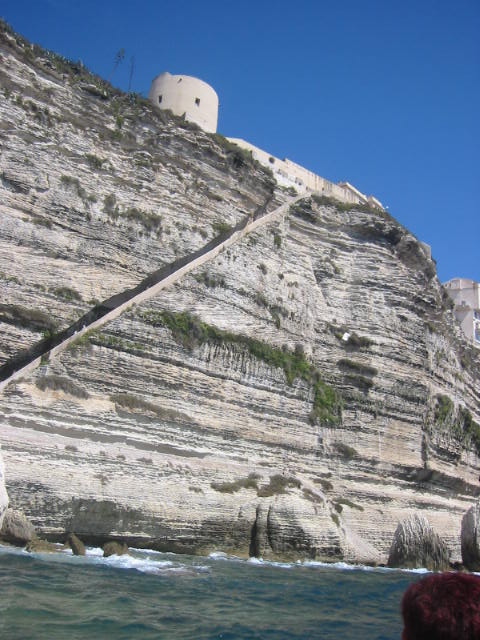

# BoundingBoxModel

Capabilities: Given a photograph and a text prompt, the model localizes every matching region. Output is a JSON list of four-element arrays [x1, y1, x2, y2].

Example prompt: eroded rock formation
[[0, 508, 36, 545], [103, 541, 128, 558], [25, 538, 58, 553], [461, 502, 480, 571], [387, 514, 450, 571], [0, 21, 479, 564], [66, 532, 86, 556]]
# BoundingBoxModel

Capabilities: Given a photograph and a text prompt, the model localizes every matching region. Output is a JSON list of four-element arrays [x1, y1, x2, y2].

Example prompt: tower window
[[158, 95, 163, 104], [195, 97, 200, 106]]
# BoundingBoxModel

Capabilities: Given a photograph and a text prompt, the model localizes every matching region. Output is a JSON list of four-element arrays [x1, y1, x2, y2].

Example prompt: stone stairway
[[0, 192, 306, 393]]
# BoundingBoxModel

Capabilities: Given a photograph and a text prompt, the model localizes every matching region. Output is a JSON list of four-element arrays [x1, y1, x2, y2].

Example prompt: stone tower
[[149, 72, 219, 133]]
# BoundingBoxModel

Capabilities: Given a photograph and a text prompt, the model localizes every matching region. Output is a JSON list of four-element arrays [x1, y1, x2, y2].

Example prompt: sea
[[0, 544, 426, 639]]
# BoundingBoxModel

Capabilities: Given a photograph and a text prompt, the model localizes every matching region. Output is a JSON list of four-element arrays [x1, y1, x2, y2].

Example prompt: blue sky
[[2, 0, 479, 283]]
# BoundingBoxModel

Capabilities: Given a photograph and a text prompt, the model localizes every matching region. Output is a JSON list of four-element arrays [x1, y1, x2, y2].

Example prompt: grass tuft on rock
[[333, 441, 358, 461], [111, 393, 190, 423], [433, 394, 480, 456], [314, 477, 333, 491], [211, 473, 261, 494], [54, 286, 82, 302], [36, 375, 89, 399], [0, 303, 57, 333], [257, 474, 301, 497], [434, 394, 454, 425], [337, 358, 378, 377]]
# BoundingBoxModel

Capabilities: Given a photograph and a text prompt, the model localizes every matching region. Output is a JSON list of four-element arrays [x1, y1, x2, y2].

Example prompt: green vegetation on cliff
[[434, 394, 480, 456], [211, 473, 302, 497], [139, 309, 342, 425]]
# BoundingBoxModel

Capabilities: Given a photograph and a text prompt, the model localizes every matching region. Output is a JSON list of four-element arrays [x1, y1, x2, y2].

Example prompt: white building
[[148, 74, 384, 209], [444, 278, 480, 347], [227, 137, 384, 209], [149, 72, 219, 133]]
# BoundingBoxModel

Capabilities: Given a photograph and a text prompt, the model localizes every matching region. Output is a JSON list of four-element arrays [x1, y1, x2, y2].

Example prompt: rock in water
[[103, 541, 128, 557], [387, 514, 450, 570], [249, 504, 271, 558], [461, 502, 480, 571], [0, 447, 8, 530], [66, 532, 86, 556], [0, 508, 36, 545], [26, 538, 58, 553]]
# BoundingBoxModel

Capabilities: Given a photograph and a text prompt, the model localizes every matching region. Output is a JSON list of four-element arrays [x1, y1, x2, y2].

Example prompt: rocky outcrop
[[387, 514, 450, 571], [66, 532, 86, 556], [0, 21, 479, 566], [26, 538, 58, 553], [0, 446, 8, 530], [0, 508, 36, 545], [103, 541, 128, 557], [461, 502, 480, 571], [248, 495, 341, 561]]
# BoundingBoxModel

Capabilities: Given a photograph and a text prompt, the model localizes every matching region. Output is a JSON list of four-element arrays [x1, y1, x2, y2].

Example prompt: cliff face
[[0, 446, 8, 529], [1, 23, 479, 564]]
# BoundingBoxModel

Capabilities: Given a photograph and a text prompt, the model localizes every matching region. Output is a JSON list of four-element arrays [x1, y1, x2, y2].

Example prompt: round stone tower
[[149, 72, 219, 133]]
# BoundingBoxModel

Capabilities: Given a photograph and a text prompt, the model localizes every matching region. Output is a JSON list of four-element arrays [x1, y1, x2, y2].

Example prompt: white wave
[[302, 560, 431, 574], [208, 551, 243, 562], [0, 542, 209, 576], [0, 543, 30, 556], [0, 542, 435, 575], [209, 551, 229, 559], [102, 553, 175, 574], [399, 567, 431, 574], [130, 547, 169, 556], [303, 560, 363, 571], [97, 551, 210, 575], [208, 550, 434, 574], [246, 557, 293, 569]]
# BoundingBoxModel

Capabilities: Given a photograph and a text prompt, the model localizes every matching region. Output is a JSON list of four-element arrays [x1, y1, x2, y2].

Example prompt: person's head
[[402, 572, 480, 639]]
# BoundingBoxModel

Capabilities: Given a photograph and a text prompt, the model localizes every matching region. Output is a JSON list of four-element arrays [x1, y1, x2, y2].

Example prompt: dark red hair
[[402, 572, 480, 639]]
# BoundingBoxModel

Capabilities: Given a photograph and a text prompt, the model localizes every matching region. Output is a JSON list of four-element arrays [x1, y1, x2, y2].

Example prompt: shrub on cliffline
[[139, 309, 343, 426]]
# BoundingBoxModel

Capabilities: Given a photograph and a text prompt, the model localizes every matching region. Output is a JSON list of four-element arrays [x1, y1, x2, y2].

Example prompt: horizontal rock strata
[[0, 21, 480, 564], [0, 447, 9, 530]]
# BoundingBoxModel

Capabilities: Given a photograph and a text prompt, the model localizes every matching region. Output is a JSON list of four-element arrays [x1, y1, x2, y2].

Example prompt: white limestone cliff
[[461, 502, 480, 570], [0, 447, 9, 530], [0, 21, 480, 564]]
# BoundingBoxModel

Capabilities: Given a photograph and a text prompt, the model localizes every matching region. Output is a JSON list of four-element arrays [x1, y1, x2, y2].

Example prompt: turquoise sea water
[[0, 544, 423, 639]]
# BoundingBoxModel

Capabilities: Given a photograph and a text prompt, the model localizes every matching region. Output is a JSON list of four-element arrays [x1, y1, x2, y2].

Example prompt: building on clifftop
[[227, 137, 384, 209], [148, 72, 219, 133], [444, 278, 480, 347], [148, 73, 383, 209]]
